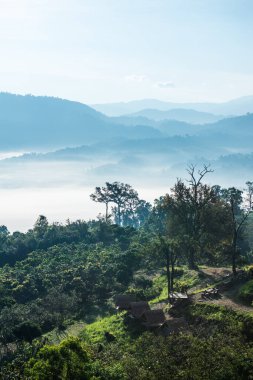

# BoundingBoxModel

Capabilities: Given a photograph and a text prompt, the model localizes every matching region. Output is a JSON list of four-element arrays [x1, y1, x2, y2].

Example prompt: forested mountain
[[1, 93, 253, 154], [4, 112, 253, 168], [0, 93, 252, 194], [0, 93, 161, 150]]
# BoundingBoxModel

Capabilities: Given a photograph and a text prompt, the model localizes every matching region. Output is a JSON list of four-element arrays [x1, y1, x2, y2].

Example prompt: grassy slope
[[44, 266, 253, 348]]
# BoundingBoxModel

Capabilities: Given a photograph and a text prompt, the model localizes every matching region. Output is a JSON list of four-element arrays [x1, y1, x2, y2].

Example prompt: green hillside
[[1, 174, 253, 379]]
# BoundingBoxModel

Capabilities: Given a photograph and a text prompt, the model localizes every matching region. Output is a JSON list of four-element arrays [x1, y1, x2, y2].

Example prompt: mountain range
[[92, 95, 253, 116], [123, 108, 224, 124], [0, 93, 161, 150], [0, 92, 253, 188], [1, 93, 253, 150]]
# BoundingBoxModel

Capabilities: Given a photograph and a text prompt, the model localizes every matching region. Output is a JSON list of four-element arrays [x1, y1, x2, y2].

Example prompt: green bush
[[239, 280, 253, 304], [14, 321, 42, 342], [91, 332, 253, 380], [24, 337, 91, 380]]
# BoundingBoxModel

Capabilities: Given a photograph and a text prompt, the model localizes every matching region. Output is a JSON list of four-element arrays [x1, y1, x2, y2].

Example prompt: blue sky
[[0, 0, 253, 103]]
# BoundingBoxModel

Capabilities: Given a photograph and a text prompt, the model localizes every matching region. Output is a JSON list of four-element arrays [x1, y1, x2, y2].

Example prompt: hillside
[[0, 173, 253, 378], [0, 93, 162, 150], [1, 220, 253, 378]]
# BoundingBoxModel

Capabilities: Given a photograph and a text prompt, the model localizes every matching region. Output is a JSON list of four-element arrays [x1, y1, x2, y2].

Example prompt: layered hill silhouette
[[1, 92, 253, 163], [93, 95, 253, 116], [0, 93, 161, 149], [121, 108, 224, 124], [0, 92, 253, 189]]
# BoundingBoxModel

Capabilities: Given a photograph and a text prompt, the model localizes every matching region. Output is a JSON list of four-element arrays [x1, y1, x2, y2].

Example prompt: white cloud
[[124, 74, 147, 83], [156, 81, 175, 88]]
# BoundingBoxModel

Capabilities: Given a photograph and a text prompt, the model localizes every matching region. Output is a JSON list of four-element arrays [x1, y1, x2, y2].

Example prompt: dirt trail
[[194, 279, 253, 314], [198, 295, 253, 313], [188, 267, 253, 314]]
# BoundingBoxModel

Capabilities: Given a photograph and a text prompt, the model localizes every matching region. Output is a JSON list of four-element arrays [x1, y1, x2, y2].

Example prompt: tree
[[134, 199, 152, 227], [90, 186, 111, 221], [150, 197, 180, 297], [91, 182, 150, 227], [157, 236, 179, 298], [106, 182, 138, 225], [245, 181, 253, 210], [0, 225, 9, 235], [221, 186, 252, 275], [24, 337, 91, 380], [34, 215, 49, 239], [169, 164, 216, 269], [13, 321, 42, 342]]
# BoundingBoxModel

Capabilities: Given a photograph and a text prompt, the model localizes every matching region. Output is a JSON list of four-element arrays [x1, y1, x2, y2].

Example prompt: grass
[[187, 302, 253, 337], [175, 269, 201, 291], [150, 267, 204, 304], [44, 302, 115, 344], [46, 266, 251, 348], [189, 302, 234, 321], [150, 274, 168, 303], [80, 312, 130, 345]]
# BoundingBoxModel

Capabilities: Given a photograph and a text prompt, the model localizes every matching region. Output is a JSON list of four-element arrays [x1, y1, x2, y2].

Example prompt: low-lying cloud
[[156, 81, 175, 88]]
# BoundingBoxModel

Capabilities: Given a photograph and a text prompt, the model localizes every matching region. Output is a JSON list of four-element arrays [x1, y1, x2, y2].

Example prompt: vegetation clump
[[239, 280, 253, 305]]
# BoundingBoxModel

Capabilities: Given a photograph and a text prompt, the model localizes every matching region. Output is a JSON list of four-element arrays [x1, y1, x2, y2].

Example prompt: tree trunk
[[118, 205, 121, 226], [232, 229, 237, 276], [105, 202, 108, 222], [188, 248, 197, 270], [171, 257, 175, 292], [166, 251, 171, 300]]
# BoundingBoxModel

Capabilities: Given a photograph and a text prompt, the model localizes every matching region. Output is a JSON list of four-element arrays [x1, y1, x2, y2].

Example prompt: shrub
[[24, 337, 91, 380], [13, 321, 42, 342], [239, 280, 253, 304]]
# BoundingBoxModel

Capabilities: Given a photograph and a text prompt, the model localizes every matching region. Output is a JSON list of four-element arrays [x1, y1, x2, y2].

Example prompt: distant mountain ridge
[[92, 95, 253, 116], [1, 93, 253, 189], [5, 111, 253, 163], [0, 93, 162, 149], [1, 92, 253, 152], [125, 108, 224, 124]]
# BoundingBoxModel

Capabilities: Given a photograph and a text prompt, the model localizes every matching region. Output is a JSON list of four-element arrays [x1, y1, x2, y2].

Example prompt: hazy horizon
[[1, 1, 253, 104], [0, 1, 253, 232]]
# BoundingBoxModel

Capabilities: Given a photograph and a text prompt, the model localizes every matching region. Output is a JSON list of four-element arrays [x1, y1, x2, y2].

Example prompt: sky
[[0, 0, 253, 104]]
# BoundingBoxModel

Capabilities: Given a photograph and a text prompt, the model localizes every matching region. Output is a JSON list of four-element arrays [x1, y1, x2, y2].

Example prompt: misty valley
[[1, 93, 253, 379], [0, 93, 253, 231]]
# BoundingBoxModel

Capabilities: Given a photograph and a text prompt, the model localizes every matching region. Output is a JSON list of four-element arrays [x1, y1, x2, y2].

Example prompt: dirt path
[[193, 284, 253, 314], [189, 267, 253, 314], [200, 295, 253, 313]]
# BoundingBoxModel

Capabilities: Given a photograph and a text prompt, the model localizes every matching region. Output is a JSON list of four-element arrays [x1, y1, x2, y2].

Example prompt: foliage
[[13, 322, 42, 343], [90, 182, 151, 227], [0, 224, 140, 346], [239, 280, 253, 304], [90, 331, 253, 380], [1, 173, 253, 377], [24, 337, 91, 380], [81, 313, 129, 345]]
